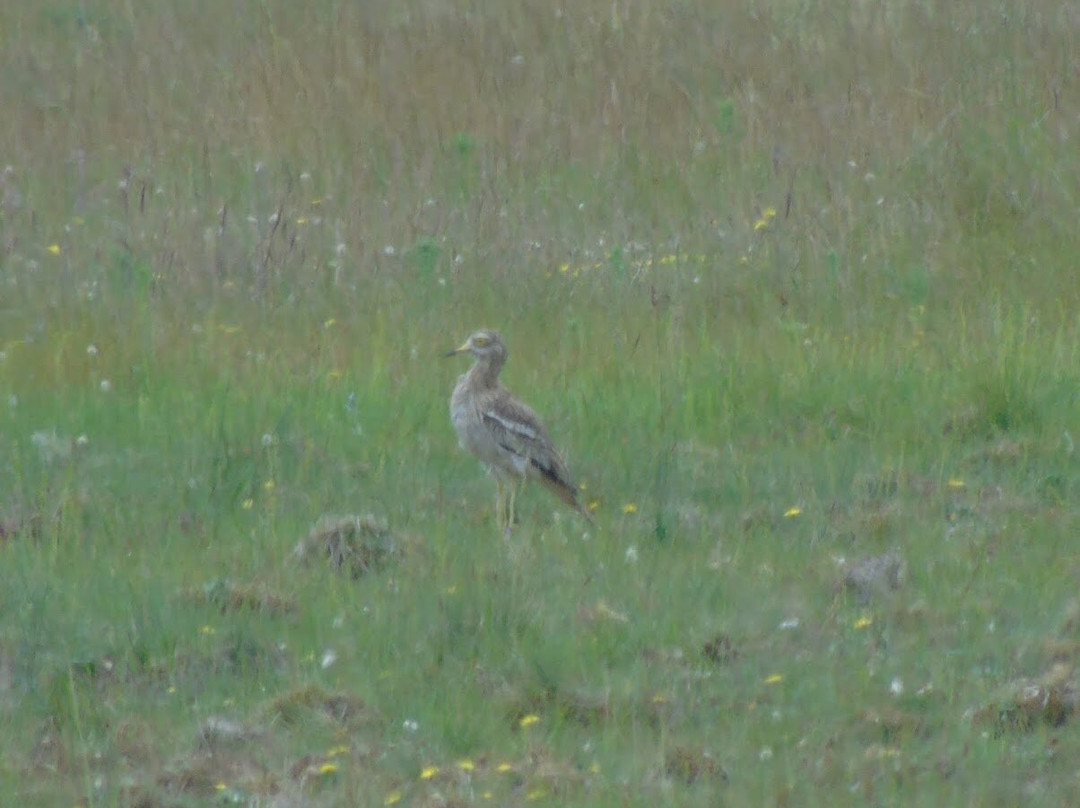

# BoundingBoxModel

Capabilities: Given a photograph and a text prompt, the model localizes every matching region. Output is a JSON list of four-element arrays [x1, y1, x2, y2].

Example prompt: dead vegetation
[[701, 632, 740, 666], [971, 601, 1080, 735], [292, 514, 404, 577], [179, 578, 297, 616], [842, 551, 907, 605], [973, 662, 1079, 734], [662, 744, 728, 787], [264, 684, 382, 732]]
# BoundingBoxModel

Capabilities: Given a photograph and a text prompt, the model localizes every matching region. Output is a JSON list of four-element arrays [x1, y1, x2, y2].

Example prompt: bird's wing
[[479, 389, 589, 516], [479, 391, 556, 470]]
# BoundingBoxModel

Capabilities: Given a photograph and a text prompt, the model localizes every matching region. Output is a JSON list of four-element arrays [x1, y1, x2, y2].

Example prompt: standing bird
[[447, 329, 590, 532]]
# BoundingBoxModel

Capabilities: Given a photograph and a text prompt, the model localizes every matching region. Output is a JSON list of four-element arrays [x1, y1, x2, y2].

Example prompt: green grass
[[2, 0, 1080, 805]]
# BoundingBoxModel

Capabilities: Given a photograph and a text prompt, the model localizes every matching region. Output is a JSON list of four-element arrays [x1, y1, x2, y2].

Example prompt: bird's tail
[[540, 469, 594, 523]]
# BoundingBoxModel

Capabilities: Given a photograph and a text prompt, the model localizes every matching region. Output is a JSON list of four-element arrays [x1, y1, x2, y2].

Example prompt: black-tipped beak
[[445, 339, 471, 358]]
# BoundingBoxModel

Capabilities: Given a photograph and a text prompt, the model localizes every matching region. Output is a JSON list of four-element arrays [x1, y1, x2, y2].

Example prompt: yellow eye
[[473, 335, 490, 347]]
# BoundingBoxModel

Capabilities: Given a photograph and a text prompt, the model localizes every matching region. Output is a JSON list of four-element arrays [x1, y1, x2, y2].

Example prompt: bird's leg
[[495, 478, 506, 532], [504, 475, 526, 537], [504, 482, 515, 538]]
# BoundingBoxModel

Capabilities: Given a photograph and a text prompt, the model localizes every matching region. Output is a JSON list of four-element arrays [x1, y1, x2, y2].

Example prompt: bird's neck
[[468, 356, 503, 390]]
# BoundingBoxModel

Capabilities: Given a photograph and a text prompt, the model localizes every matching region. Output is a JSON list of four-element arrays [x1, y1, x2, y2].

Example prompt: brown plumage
[[447, 329, 590, 531]]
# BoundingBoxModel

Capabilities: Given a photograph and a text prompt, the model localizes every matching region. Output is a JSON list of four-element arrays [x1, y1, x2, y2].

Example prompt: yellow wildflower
[[420, 765, 439, 780], [784, 506, 802, 518], [241, 498, 254, 510], [496, 762, 514, 773], [324, 318, 336, 328], [457, 759, 475, 771], [384, 792, 402, 806], [867, 745, 901, 759], [622, 503, 638, 514], [753, 206, 778, 231], [318, 762, 339, 775], [526, 788, 547, 800], [854, 615, 873, 630], [47, 244, 61, 256], [947, 478, 965, 489], [327, 745, 350, 757], [519, 714, 540, 728], [764, 673, 783, 684]]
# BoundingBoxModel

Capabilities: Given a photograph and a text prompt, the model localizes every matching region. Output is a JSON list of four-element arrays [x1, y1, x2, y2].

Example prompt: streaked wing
[[480, 392, 554, 468], [479, 390, 588, 517]]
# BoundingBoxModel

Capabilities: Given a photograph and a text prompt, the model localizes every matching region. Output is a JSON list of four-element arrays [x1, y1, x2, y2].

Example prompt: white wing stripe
[[483, 408, 539, 441]]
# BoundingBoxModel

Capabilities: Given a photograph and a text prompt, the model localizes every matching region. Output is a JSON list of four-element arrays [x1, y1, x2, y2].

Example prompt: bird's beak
[[445, 340, 470, 358]]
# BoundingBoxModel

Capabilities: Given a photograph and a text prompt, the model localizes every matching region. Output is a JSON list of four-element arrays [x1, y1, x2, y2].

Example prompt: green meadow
[[2, 1, 1080, 804]]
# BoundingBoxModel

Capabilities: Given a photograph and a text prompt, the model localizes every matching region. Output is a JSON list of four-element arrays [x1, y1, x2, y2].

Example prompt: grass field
[[2, 1, 1080, 805]]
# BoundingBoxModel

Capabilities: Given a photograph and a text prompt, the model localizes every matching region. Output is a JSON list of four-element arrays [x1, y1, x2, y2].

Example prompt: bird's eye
[[473, 336, 490, 347]]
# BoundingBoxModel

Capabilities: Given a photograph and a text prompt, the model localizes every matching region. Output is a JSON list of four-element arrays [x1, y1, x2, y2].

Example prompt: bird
[[446, 329, 591, 532]]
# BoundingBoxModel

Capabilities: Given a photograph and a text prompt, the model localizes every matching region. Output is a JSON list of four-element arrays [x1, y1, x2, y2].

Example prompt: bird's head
[[446, 329, 507, 362]]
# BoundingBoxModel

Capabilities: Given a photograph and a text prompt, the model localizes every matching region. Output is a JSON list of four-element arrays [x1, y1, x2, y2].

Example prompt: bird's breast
[[450, 380, 480, 448]]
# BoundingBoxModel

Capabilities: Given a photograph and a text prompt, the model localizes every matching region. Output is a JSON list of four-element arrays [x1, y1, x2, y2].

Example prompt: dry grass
[[3, 1, 1077, 316]]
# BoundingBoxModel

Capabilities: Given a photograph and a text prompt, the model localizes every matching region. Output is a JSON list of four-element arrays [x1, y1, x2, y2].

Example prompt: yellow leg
[[505, 476, 526, 536], [506, 483, 516, 536], [495, 478, 506, 532]]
